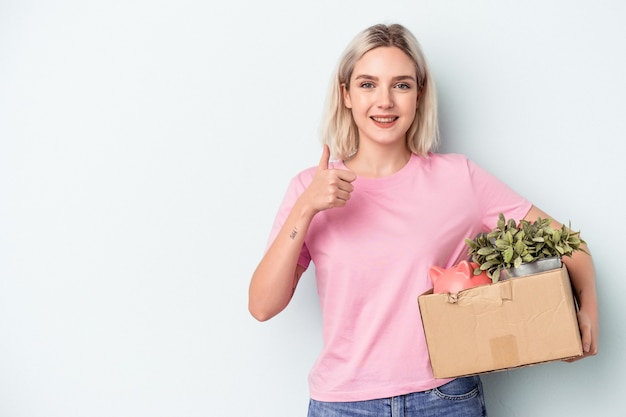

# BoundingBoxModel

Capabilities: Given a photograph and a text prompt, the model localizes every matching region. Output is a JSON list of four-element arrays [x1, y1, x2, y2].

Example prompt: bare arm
[[523, 205, 598, 359], [248, 199, 315, 322], [248, 145, 356, 321]]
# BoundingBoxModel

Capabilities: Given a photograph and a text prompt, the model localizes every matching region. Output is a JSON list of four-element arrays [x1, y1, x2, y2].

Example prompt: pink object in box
[[429, 260, 492, 294]]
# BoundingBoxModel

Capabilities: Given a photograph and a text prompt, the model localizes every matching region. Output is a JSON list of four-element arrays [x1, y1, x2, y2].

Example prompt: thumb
[[318, 144, 330, 171]]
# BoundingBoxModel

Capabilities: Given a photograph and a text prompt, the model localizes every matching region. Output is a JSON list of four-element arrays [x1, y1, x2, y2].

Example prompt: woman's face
[[343, 46, 418, 151]]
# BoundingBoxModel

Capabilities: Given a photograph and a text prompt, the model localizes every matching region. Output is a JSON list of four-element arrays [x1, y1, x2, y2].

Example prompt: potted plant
[[465, 213, 588, 282]]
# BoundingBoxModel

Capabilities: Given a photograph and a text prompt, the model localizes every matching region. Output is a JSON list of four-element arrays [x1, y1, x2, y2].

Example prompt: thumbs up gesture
[[300, 144, 356, 213]]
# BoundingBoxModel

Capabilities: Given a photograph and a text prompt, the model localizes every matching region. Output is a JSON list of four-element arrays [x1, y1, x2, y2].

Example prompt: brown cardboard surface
[[418, 266, 583, 378]]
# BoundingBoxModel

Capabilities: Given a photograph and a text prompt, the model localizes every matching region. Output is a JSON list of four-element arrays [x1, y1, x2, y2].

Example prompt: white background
[[1, 1, 624, 416]]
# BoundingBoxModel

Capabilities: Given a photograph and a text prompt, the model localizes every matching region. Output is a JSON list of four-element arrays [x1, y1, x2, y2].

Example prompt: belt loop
[[390, 394, 405, 417]]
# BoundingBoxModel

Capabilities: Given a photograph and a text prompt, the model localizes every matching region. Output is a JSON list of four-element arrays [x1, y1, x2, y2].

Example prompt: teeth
[[372, 117, 396, 123]]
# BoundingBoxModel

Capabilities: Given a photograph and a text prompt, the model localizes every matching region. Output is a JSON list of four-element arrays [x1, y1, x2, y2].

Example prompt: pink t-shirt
[[268, 153, 532, 402]]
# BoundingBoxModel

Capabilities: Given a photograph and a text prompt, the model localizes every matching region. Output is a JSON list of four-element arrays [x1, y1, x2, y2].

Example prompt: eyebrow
[[354, 74, 417, 82]]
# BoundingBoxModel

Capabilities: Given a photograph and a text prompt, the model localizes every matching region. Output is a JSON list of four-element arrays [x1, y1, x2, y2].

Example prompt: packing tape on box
[[490, 334, 520, 368], [446, 281, 513, 306]]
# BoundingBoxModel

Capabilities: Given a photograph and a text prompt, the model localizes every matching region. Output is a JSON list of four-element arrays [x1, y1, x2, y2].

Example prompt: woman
[[249, 23, 598, 417]]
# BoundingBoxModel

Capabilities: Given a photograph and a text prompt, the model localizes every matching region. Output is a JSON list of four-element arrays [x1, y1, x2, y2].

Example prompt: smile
[[370, 116, 398, 124]]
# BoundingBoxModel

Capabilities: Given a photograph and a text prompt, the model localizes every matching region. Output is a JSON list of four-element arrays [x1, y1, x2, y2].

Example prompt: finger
[[578, 313, 592, 353], [581, 331, 592, 354], [318, 144, 330, 171], [336, 179, 355, 193], [337, 169, 357, 183], [335, 189, 352, 202], [563, 354, 585, 363]]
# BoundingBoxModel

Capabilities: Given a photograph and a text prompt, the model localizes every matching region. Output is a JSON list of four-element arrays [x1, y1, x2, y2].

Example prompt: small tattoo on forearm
[[289, 227, 298, 240]]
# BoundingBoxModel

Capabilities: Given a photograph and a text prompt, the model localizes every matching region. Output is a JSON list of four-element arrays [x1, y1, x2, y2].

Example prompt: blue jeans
[[307, 376, 487, 417]]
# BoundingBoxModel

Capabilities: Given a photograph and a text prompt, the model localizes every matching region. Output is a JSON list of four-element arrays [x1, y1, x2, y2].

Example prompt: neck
[[345, 144, 412, 178]]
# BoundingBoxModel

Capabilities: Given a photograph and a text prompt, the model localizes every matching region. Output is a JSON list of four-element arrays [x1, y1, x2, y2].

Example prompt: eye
[[360, 82, 375, 89], [395, 82, 411, 90]]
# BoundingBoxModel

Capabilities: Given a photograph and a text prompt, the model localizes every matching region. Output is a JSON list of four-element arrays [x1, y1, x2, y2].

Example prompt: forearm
[[562, 245, 599, 356], [562, 247, 597, 310], [248, 199, 316, 321]]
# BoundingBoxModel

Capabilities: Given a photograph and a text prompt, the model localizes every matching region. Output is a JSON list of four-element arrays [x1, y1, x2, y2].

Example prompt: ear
[[341, 83, 352, 109], [457, 260, 473, 278], [429, 266, 445, 283]]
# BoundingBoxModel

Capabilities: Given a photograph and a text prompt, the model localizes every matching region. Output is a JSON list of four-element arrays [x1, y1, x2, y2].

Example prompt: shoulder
[[283, 164, 321, 196], [290, 159, 344, 184], [416, 152, 473, 172], [291, 165, 318, 185], [424, 152, 470, 164]]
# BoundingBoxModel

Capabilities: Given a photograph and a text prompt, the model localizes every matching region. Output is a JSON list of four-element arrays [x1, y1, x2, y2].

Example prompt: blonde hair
[[321, 23, 439, 159]]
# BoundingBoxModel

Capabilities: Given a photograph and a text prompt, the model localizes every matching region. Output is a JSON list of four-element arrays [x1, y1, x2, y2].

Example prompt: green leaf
[[477, 247, 495, 255], [465, 239, 478, 249], [480, 262, 496, 271], [503, 247, 514, 263], [497, 214, 505, 230], [514, 240, 526, 255], [485, 253, 500, 261], [495, 239, 510, 249], [507, 218, 517, 230]]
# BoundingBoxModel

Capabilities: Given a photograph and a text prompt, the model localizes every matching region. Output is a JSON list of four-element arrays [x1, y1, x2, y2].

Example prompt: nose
[[377, 88, 394, 109]]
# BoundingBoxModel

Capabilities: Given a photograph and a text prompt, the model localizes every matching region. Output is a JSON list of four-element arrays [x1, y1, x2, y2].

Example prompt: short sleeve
[[467, 159, 533, 229], [266, 172, 313, 269]]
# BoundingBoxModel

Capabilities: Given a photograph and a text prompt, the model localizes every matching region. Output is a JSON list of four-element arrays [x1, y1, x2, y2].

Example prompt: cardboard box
[[418, 266, 582, 378]]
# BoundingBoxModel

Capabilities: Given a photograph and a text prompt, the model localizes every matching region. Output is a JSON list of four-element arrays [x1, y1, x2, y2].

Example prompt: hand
[[564, 307, 599, 362], [299, 145, 356, 214]]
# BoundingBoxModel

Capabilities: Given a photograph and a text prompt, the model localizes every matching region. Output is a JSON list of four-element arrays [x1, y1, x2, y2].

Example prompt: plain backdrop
[[1, 1, 624, 416]]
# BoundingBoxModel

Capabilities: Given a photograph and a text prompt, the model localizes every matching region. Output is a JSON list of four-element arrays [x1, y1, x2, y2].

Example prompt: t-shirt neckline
[[336, 153, 422, 189]]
